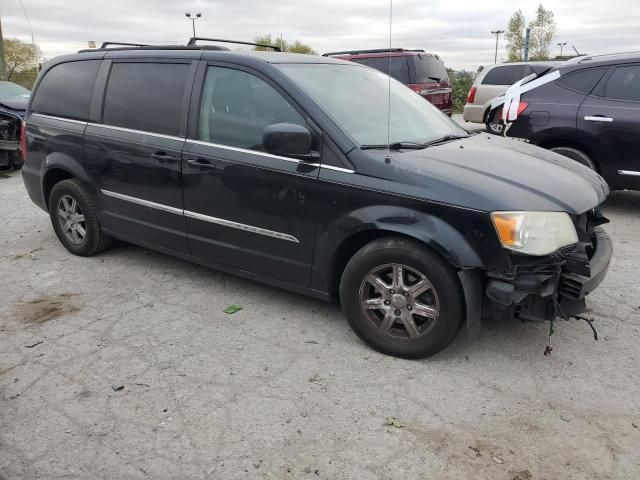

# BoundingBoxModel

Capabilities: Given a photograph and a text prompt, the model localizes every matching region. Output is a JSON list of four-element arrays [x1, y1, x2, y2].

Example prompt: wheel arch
[[42, 153, 95, 209], [318, 207, 485, 299]]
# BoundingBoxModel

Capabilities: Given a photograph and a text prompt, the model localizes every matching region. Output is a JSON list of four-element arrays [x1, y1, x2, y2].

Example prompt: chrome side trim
[[100, 189, 299, 243], [30, 113, 88, 126], [183, 210, 300, 243], [186, 139, 355, 173], [101, 190, 183, 215], [87, 122, 185, 142], [321, 164, 355, 173], [186, 139, 301, 164], [618, 170, 640, 177]]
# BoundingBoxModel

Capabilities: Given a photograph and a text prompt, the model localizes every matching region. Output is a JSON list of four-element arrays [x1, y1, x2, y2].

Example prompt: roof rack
[[100, 41, 149, 49], [322, 48, 424, 57], [77, 37, 280, 53], [187, 37, 281, 51]]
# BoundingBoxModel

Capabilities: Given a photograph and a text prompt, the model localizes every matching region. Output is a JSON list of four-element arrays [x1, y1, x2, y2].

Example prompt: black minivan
[[22, 39, 613, 358]]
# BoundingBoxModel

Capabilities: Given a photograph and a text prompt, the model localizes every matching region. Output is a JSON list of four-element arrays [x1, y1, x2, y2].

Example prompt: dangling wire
[[385, 0, 393, 159]]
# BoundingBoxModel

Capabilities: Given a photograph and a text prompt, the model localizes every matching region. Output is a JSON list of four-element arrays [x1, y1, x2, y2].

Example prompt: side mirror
[[263, 123, 312, 159]]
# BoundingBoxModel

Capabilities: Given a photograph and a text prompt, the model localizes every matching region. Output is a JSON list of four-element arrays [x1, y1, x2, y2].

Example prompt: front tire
[[550, 146, 596, 171], [339, 237, 465, 359], [49, 179, 112, 256]]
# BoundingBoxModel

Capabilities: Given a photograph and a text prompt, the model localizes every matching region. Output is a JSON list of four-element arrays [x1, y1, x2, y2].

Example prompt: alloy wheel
[[358, 263, 440, 340], [57, 194, 87, 245]]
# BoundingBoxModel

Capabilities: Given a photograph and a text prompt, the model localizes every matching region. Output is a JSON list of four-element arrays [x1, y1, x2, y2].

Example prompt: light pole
[[185, 12, 201, 38], [557, 42, 567, 57], [491, 30, 504, 64]]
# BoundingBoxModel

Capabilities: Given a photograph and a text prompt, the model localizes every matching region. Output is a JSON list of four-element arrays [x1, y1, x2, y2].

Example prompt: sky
[[1, 0, 639, 70]]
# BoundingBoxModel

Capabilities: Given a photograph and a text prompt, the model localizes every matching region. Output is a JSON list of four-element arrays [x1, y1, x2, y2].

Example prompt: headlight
[[491, 211, 578, 256]]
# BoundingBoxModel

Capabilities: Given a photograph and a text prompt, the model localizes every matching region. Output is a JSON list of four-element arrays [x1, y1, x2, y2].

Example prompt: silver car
[[463, 62, 558, 124]]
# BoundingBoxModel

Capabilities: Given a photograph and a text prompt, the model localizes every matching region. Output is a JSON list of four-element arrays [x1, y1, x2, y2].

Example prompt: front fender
[[312, 204, 487, 296]]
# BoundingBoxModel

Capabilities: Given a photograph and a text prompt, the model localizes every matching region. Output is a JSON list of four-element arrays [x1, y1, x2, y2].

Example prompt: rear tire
[[49, 179, 112, 256], [339, 237, 464, 359], [550, 146, 596, 171]]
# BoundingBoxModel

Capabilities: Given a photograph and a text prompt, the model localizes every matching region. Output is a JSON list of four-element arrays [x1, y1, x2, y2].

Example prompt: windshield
[[0, 82, 30, 101], [277, 64, 466, 147]]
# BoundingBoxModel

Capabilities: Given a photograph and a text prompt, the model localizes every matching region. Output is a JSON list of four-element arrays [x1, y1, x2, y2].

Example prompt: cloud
[[2, 0, 639, 70]]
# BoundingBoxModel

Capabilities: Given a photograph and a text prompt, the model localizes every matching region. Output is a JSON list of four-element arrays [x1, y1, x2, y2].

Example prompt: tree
[[3, 38, 41, 82], [505, 10, 526, 62], [504, 6, 556, 62], [528, 5, 556, 60], [253, 34, 316, 55]]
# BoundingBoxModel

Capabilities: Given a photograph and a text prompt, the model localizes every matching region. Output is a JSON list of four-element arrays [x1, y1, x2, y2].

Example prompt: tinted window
[[198, 66, 305, 150], [558, 68, 606, 94], [349, 57, 410, 83], [414, 55, 448, 83], [31, 60, 100, 120], [481, 65, 528, 85], [103, 63, 190, 136], [602, 65, 640, 101]]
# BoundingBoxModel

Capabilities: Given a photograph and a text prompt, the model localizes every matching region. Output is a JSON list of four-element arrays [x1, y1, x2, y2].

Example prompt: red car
[[322, 48, 453, 116]]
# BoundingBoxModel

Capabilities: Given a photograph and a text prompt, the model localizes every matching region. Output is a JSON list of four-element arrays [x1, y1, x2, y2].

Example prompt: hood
[[0, 97, 28, 113], [354, 134, 609, 214]]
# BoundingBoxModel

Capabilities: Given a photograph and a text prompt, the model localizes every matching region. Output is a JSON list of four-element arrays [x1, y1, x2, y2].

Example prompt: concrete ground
[[0, 167, 639, 480]]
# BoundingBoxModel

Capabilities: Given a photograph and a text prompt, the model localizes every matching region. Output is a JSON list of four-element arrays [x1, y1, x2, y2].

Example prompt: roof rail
[[577, 50, 640, 63], [322, 48, 424, 57], [100, 41, 149, 49], [187, 37, 281, 51]]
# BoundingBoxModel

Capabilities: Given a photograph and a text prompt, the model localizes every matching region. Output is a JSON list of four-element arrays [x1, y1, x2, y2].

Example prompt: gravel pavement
[[1, 167, 639, 480]]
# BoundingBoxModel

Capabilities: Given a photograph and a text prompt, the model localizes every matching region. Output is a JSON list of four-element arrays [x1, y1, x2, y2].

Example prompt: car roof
[[483, 61, 561, 70], [44, 49, 355, 67]]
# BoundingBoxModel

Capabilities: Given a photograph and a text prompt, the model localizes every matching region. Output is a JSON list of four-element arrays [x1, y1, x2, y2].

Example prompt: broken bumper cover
[[484, 227, 612, 322]]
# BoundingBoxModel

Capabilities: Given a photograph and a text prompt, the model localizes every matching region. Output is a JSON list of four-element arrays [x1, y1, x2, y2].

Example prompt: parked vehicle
[[0, 109, 24, 171], [487, 52, 640, 191], [0, 80, 31, 117], [323, 48, 453, 116], [22, 39, 612, 358], [463, 62, 557, 124]]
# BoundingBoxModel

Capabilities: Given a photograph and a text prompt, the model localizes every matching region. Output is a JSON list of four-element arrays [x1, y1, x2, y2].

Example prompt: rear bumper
[[462, 104, 485, 123], [483, 227, 612, 322]]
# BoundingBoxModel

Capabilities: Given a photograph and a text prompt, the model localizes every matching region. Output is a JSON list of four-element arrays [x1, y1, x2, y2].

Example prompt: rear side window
[[31, 60, 100, 120], [103, 62, 190, 136], [350, 57, 410, 83], [481, 65, 528, 85], [558, 68, 606, 94], [601, 65, 640, 101], [198, 66, 305, 150], [414, 55, 448, 83]]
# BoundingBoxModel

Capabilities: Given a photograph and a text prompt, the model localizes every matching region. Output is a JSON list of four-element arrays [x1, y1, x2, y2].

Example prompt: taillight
[[407, 84, 422, 93], [517, 101, 528, 115], [20, 120, 27, 162], [467, 86, 477, 104]]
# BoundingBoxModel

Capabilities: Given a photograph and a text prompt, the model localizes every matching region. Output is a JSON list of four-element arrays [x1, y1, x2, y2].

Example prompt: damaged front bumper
[[484, 223, 612, 323]]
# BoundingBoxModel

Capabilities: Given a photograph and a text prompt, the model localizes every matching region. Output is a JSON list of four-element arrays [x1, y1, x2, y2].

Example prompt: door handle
[[151, 152, 176, 163], [187, 158, 217, 170], [584, 115, 614, 123]]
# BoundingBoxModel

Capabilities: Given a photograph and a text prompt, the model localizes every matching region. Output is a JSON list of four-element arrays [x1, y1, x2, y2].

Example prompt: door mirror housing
[[263, 123, 313, 159]]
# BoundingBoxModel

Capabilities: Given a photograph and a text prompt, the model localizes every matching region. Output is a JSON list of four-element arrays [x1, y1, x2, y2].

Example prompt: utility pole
[[523, 27, 531, 61], [491, 30, 504, 64], [185, 12, 201, 38], [557, 42, 567, 57], [0, 11, 7, 81]]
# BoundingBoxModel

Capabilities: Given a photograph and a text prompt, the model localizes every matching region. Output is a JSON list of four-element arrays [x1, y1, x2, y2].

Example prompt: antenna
[[386, 0, 393, 160]]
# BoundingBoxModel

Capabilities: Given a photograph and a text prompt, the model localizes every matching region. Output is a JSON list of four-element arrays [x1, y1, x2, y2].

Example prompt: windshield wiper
[[422, 134, 469, 146], [360, 141, 427, 150]]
